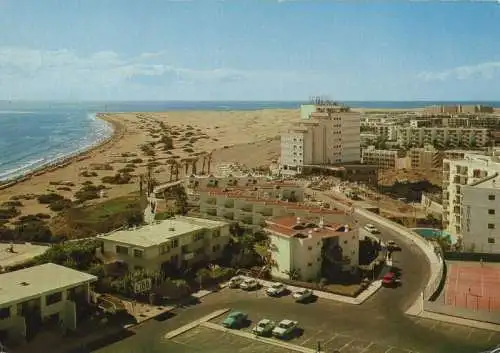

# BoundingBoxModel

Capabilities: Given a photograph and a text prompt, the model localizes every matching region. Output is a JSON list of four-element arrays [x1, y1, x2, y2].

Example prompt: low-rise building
[[360, 133, 378, 147], [397, 127, 489, 148], [265, 216, 359, 281], [361, 146, 409, 170], [198, 187, 341, 228], [97, 216, 230, 272], [408, 145, 443, 170], [0, 263, 97, 341], [186, 174, 268, 190]]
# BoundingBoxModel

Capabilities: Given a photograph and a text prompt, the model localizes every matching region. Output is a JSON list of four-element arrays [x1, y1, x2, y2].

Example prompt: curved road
[[93, 191, 500, 353]]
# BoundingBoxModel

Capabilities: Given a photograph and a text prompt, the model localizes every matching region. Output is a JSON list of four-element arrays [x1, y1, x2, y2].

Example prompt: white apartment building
[[408, 145, 443, 170], [198, 184, 343, 228], [0, 263, 97, 341], [372, 124, 399, 141], [360, 133, 378, 147], [97, 216, 230, 272], [266, 216, 359, 281], [443, 152, 500, 252], [397, 127, 488, 148], [361, 146, 409, 170], [186, 174, 268, 190], [280, 106, 360, 175]]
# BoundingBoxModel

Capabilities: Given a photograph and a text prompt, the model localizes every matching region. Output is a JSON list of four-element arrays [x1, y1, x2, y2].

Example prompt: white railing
[[355, 208, 444, 302]]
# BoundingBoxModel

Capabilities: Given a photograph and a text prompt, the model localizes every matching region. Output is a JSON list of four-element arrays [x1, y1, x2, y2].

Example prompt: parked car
[[266, 283, 287, 297], [293, 288, 314, 303], [382, 272, 400, 287], [386, 240, 401, 251], [364, 224, 380, 234], [272, 319, 298, 339], [228, 276, 244, 288], [240, 278, 260, 290], [222, 311, 248, 329], [252, 319, 275, 336]]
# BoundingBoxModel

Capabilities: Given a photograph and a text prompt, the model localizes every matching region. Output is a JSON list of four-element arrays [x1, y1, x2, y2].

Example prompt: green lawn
[[80, 195, 144, 222]]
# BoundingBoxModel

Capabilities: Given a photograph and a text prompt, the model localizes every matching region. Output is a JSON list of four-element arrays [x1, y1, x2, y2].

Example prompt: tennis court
[[444, 263, 500, 312]]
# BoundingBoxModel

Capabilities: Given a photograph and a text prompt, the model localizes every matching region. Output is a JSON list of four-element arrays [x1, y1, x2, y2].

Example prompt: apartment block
[[408, 145, 443, 170], [397, 127, 488, 148], [198, 185, 341, 228], [360, 133, 378, 147], [280, 104, 360, 175], [442, 152, 500, 252], [266, 216, 359, 281], [425, 104, 494, 114], [186, 174, 268, 190], [0, 263, 97, 341], [97, 216, 230, 272], [361, 146, 409, 170]]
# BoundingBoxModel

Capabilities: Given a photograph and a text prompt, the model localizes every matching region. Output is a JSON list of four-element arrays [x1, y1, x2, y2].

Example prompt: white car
[[252, 318, 275, 336], [292, 288, 314, 302], [266, 283, 287, 297], [228, 276, 244, 288], [240, 278, 260, 290], [272, 319, 298, 338], [364, 224, 380, 234]]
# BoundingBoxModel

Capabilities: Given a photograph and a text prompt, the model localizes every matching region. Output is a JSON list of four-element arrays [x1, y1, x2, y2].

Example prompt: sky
[[0, 0, 499, 101]]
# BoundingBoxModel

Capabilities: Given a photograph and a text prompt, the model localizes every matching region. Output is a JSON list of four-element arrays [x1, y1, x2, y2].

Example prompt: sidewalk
[[240, 276, 382, 305]]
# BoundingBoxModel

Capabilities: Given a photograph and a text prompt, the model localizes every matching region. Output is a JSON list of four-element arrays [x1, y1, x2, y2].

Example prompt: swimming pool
[[411, 228, 457, 244]]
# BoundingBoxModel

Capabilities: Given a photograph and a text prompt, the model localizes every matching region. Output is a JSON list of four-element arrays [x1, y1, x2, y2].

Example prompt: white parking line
[[322, 334, 338, 347], [488, 332, 495, 342], [384, 347, 394, 353], [360, 342, 374, 353], [338, 339, 354, 351], [299, 330, 323, 346]]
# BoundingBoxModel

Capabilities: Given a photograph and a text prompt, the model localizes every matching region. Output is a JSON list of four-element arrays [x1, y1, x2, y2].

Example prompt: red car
[[382, 272, 399, 287]]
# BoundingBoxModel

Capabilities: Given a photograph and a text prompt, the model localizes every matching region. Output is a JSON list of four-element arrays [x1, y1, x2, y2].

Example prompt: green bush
[[49, 199, 73, 211], [37, 193, 65, 204], [102, 173, 132, 185], [0, 207, 20, 220], [130, 158, 143, 164], [80, 171, 98, 177], [118, 167, 135, 173], [1, 200, 23, 207]]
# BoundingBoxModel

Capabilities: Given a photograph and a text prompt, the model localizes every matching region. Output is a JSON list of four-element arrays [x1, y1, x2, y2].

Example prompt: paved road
[[91, 196, 500, 353]]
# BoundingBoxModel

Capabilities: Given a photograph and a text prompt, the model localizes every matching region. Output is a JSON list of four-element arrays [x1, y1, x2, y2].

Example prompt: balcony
[[205, 198, 217, 205], [223, 212, 234, 220], [224, 200, 234, 208], [240, 205, 253, 212], [259, 208, 273, 217]]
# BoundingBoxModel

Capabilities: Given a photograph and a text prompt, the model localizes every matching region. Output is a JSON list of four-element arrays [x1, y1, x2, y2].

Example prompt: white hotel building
[[443, 151, 500, 253], [280, 104, 360, 175], [265, 215, 359, 281]]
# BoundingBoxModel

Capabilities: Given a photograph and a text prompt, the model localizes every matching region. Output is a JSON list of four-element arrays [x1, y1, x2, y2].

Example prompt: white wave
[[0, 110, 35, 114], [0, 158, 46, 180]]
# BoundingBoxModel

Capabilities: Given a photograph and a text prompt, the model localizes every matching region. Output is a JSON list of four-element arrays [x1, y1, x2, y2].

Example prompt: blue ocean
[[0, 100, 499, 182]]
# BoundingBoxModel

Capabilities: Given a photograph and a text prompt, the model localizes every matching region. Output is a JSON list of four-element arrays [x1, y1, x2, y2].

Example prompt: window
[[193, 232, 204, 242], [171, 239, 179, 248], [489, 195, 496, 201], [307, 263, 312, 267], [488, 224, 495, 229], [488, 238, 495, 244], [343, 240, 348, 245], [46, 291, 62, 306], [308, 246, 312, 250], [0, 307, 10, 319], [160, 244, 169, 254], [212, 244, 221, 253], [116, 246, 128, 255], [489, 209, 496, 215], [133, 249, 143, 258], [213, 230, 221, 238]]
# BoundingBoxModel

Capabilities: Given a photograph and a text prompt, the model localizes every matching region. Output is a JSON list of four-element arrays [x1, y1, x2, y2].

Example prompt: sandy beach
[[0, 109, 300, 219]]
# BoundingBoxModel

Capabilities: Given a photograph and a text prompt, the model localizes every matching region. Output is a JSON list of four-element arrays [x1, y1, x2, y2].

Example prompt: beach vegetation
[[130, 158, 143, 164], [160, 135, 174, 150], [37, 193, 65, 204], [1, 200, 23, 207], [118, 167, 135, 173], [101, 172, 133, 185], [49, 198, 73, 211], [80, 170, 98, 177], [35, 213, 51, 219], [184, 131, 194, 137], [51, 195, 145, 239], [56, 186, 72, 191], [74, 184, 106, 203], [0, 207, 20, 220], [125, 163, 137, 168], [183, 148, 195, 153]]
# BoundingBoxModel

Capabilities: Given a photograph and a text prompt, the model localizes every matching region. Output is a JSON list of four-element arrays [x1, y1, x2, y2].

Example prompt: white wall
[[461, 186, 500, 253]]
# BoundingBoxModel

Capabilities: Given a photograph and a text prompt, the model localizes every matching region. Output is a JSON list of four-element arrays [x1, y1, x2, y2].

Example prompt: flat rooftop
[[98, 216, 228, 247], [265, 215, 353, 239], [0, 242, 49, 268], [0, 263, 97, 306]]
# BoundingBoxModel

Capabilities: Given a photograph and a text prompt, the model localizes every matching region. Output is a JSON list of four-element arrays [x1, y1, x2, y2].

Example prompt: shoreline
[[0, 114, 123, 191]]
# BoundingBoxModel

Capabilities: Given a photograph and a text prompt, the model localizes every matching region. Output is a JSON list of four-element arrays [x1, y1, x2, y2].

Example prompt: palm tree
[[201, 154, 207, 175], [175, 161, 180, 181], [207, 152, 213, 174], [191, 159, 197, 175], [183, 159, 189, 176], [169, 163, 174, 182]]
